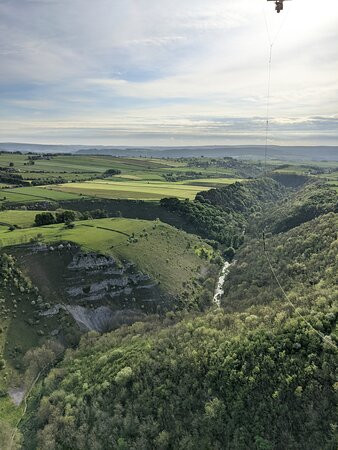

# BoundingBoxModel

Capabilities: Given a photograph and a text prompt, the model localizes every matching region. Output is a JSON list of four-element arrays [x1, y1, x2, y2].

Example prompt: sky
[[0, 0, 337, 146]]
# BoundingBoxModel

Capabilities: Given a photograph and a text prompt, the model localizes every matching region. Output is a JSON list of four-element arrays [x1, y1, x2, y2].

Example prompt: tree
[[34, 212, 55, 226], [23, 340, 64, 387], [223, 247, 235, 260], [56, 210, 76, 224], [90, 209, 107, 219], [103, 168, 121, 177], [0, 357, 5, 370]]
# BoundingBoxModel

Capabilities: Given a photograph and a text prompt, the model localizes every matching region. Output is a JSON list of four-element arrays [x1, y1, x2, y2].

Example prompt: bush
[[56, 210, 76, 223], [64, 222, 75, 229], [223, 247, 235, 260], [103, 169, 122, 177], [34, 212, 55, 226], [90, 209, 108, 219]]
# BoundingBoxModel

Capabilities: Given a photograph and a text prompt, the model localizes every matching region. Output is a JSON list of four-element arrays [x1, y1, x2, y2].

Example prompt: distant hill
[[0, 142, 87, 154], [0, 142, 337, 161], [78, 145, 338, 161]]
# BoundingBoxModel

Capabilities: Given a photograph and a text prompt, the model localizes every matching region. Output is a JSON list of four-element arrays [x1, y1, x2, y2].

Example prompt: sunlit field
[[47, 180, 215, 200]]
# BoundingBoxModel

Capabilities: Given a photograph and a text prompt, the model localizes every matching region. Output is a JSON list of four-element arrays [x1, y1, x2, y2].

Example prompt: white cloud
[[0, 0, 337, 144]]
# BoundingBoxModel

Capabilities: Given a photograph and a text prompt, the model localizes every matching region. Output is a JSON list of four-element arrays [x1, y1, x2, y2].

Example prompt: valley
[[0, 152, 336, 449]]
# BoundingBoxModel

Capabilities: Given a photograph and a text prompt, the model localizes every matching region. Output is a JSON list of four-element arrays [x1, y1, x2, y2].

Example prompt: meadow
[[0, 186, 83, 204], [0, 210, 49, 228]]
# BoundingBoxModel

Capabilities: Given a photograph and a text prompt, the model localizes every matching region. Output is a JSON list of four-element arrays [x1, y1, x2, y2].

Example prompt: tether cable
[[261, 4, 337, 352], [262, 4, 290, 174], [263, 237, 337, 351]]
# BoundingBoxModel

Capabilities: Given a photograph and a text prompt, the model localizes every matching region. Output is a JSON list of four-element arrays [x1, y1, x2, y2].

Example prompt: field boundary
[[82, 223, 130, 237]]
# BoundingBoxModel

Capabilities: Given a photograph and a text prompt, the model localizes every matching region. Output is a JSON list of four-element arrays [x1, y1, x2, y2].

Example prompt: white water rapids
[[213, 261, 230, 307]]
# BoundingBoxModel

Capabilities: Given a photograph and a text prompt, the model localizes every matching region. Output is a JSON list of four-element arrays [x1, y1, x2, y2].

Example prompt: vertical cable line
[[261, 4, 337, 351], [262, 4, 289, 175], [265, 43, 273, 175], [263, 236, 337, 351]]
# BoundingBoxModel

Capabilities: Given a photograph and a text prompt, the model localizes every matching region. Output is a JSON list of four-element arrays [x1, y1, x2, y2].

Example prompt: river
[[213, 261, 230, 307]]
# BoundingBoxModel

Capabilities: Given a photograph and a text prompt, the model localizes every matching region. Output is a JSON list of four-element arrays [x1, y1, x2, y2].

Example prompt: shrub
[[56, 210, 76, 223], [35, 212, 55, 226]]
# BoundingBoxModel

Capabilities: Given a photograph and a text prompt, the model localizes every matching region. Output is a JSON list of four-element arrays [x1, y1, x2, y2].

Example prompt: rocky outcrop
[[41, 303, 145, 332], [64, 252, 156, 304], [68, 253, 115, 270]]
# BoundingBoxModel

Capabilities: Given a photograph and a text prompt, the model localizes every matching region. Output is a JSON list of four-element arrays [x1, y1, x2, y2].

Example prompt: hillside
[[0, 214, 219, 447], [18, 185, 337, 450], [197, 178, 285, 212], [261, 183, 338, 234], [0, 163, 336, 450], [1, 0, 338, 447], [160, 178, 285, 249], [223, 213, 337, 310], [0, 218, 216, 300]]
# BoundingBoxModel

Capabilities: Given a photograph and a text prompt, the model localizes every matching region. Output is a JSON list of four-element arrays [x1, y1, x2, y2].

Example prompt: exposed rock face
[[8, 387, 25, 406], [64, 252, 156, 304], [16, 245, 167, 334], [65, 305, 145, 332], [68, 253, 115, 270], [41, 304, 145, 332]]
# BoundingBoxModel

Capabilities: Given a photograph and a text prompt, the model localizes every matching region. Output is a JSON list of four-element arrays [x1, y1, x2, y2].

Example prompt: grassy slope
[[0, 255, 63, 437], [0, 218, 213, 296], [0, 210, 50, 228], [113, 223, 212, 294], [0, 187, 82, 204]]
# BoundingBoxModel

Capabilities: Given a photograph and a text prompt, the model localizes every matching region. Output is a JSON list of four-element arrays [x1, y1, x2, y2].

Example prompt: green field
[[0, 210, 50, 228], [0, 218, 213, 295], [49, 179, 215, 200], [0, 153, 244, 186], [0, 186, 83, 204], [0, 154, 180, 177], [181, 177, 242, 187]]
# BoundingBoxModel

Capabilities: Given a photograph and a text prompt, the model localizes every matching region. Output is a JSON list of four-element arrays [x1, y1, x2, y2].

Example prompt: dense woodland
[[197, 178, 285, 212], [17, 179, 337, 450], [160, 196, 245, 248], [260, 183, 338, 234], [161, 178, 284, 249]]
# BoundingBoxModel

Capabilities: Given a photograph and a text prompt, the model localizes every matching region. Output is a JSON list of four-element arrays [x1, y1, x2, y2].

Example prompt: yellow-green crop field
[[47, 180, 213, 200], [181, 178, 242, 187]]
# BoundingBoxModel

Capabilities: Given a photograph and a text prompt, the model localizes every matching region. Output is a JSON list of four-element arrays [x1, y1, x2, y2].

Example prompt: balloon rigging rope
[[262, 4, 290, 174], [261, 3, 337, 351]]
